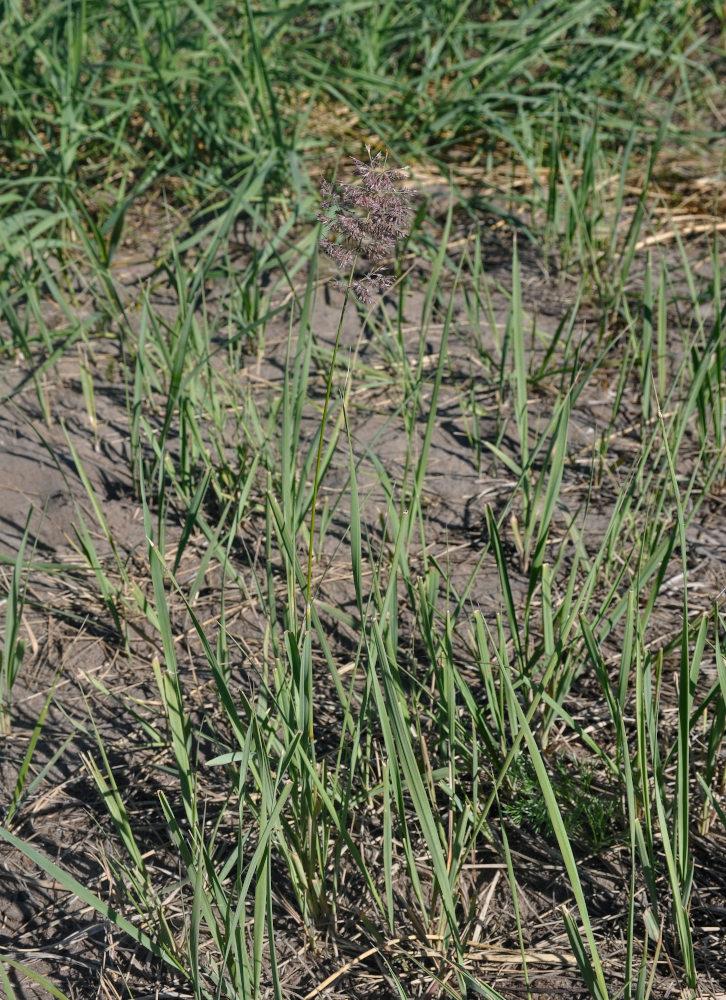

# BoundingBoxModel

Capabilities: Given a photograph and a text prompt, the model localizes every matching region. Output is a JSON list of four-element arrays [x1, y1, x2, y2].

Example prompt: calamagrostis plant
[[318, 148, 414, 303], [305, 150, 413, 614]]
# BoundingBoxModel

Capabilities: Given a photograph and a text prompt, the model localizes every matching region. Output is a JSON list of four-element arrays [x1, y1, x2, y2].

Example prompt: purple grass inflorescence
[[318, 148, 414, 304]]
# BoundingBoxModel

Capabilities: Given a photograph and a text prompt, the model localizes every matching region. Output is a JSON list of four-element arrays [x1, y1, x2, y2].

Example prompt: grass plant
[[0, 512, 33, 735], [1, 2, 726, 999]]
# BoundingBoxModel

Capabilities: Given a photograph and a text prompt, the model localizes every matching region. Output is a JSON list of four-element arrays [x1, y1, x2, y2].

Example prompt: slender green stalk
[[305, 263, 355, 620], [0, 509, 33, 734]]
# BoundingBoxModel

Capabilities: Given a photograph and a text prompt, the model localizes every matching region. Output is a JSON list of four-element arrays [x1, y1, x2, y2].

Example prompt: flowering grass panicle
[[318, 149, 414, 303]]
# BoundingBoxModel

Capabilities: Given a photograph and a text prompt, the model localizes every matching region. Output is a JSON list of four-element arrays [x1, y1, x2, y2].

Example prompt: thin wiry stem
[[306, 150, 414, 625], [305, 257, 355, 624]]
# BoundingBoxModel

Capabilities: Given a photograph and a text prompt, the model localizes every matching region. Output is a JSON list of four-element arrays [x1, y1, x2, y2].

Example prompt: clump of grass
[[1, 5, 725, 1000], [504, 755, 623, 851]]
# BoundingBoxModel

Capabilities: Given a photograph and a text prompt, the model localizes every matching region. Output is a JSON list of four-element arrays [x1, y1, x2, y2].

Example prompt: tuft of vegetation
[[503, 755, 623, 851], [1, 3, 725, 1000]]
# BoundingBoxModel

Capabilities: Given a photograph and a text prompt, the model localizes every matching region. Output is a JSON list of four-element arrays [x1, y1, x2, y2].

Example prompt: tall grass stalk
[[0, 510, 32, 735]]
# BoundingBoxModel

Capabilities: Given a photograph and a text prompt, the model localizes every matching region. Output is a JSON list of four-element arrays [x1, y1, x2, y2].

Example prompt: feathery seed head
[[318, 148, 414, 304]]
